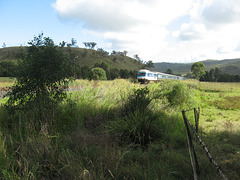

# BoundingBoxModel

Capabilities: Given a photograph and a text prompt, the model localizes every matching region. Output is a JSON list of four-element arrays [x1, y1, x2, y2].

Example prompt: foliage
[[82, 42, 97, 49], [5, 33, 75, 114], [143, 60, 154, 69], [88, 67, 107, 80], [123, 87, 152, 114], [107, 111, 162, 146], [201, 67, 240, 82], [119, 69, 130, 79], [165, 68, 173, 74], [0, 61, 17, 77], [191, 62, 206, 80], [157, 80, 198, 110], [1, 79, 240, 179]]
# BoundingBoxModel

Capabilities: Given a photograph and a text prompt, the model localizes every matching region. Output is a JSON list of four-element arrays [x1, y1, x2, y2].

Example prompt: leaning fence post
[[182, 110, 200, 180]]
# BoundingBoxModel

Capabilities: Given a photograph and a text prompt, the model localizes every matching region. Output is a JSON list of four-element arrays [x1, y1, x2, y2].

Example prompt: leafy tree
[[191, 62, 206, 80], [0, 61, 16, 77], [119, 69, 130, 79], [109, 68, 119, 80], [134, 54, 143, 63], [79, 66, 90, 79], [67, 38, 77, 47], [111, 50, 117, 55], [165, 68, 173, 74], [97, 48, 109, 57], [5, 33, 75, 117], [214, 67, 221, 82], [88, 67, 107, 80], [209, 68, 215, 81], [129, 70, 138, 79], [83, 42, 97, 49], [144, 60, 154, 69]]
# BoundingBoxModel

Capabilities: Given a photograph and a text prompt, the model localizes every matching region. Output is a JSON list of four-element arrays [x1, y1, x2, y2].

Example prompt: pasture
[[0, 78, 239, 179]]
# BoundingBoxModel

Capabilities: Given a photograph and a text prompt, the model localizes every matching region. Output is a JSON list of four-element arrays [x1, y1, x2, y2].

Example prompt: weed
[[107, 111, 162, 146], [212, 96, 240, 110], [123, 87, 152, 115]]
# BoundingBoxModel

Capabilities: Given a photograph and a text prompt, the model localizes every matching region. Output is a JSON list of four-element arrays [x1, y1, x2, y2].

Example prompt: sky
[[1, 0, 240, 63]]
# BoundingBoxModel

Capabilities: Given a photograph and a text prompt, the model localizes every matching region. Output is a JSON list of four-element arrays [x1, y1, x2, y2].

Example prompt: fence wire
[[182, 110, 227, 180]]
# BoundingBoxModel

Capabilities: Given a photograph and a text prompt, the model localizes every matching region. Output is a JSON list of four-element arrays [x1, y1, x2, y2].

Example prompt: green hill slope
[[154, 59, 240, 75], [0, 47, 142, 71]]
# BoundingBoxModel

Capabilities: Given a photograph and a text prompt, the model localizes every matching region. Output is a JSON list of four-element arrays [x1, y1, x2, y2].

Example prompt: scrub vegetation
[[0, 78, 239, 179]]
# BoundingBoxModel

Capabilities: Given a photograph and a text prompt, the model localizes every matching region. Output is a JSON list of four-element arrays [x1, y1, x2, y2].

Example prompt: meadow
[[0, 78, 239, 179]]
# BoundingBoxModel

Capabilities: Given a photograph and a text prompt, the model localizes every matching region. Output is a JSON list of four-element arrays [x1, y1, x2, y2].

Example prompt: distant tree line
[[0, 61, 16, 77], [74, 62, 138, 80], [200, 67, 240, 82]]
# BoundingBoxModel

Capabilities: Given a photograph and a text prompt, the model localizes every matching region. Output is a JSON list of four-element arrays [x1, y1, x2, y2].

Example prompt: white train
[[137, 69, 185, 84]]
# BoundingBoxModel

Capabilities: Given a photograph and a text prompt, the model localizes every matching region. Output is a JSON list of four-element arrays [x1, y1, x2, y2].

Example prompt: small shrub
[[123, 87, 152, 115]]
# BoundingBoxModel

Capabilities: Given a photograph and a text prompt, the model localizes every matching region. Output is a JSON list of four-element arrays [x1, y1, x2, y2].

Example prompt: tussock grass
[[0, 79, 239, 179]]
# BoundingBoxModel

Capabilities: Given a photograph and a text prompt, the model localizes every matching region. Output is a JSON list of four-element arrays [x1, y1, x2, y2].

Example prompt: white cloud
[[53, 0, 193, 61], [53, 0, 240, 62]]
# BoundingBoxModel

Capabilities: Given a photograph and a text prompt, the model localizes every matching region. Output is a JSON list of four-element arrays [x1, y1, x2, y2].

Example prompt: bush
[[88, 67, 107, 80], [107, 111, 162, 146], [4, 33, 75, 121], [123, 87, 152, 115], [157, 80, 198, 110]]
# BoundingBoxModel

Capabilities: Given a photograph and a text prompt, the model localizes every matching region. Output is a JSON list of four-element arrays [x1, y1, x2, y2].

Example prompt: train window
[[138, 72, 146, 76], [148, 73, 153, 77]]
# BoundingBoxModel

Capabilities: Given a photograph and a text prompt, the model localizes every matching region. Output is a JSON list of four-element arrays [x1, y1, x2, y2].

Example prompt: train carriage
[[137, 69, 185, 84]]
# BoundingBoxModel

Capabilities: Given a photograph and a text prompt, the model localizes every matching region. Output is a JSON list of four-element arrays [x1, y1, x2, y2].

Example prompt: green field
[[0, 79, 239, 179]]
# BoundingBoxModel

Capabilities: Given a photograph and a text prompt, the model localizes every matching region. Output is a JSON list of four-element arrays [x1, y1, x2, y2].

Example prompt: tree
[[214, 67, 221, 82], [88, 67, 107, 80], [5, 33, 75, 118], [191, 62, 206, 80], [2, 43, 6, 48], [83, 42, 97, 49], [0, 61, 17, 77], [134, 54, 142, 63], [119, 69, 129, 79], [144, 60, 154, 69], [67, 38, 77, 47], [109, 68, 119, 80], [165, 68, 173, 74]]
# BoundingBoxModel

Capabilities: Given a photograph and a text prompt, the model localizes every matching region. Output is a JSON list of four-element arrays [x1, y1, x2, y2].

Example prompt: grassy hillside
[[154, 59, 240, 75], [0, 47, 143, 71]]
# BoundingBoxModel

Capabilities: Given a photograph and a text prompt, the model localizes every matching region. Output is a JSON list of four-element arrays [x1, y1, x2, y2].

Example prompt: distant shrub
[[88, 67, 107, 80], [157, 80, 198, 110]]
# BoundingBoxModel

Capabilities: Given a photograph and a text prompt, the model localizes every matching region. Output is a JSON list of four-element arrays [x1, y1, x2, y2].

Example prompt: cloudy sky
[[1, 0, 240, 63]]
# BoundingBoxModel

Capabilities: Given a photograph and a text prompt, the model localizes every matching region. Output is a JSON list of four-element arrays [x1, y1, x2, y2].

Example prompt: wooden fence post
[[182, 111, 200, 179]]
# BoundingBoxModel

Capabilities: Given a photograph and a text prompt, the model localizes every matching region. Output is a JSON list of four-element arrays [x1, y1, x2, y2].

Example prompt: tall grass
[[0, 79, 239, 179]]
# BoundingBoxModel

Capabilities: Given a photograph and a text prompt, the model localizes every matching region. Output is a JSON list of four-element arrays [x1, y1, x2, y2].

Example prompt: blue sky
[[1, 0, 240, 63]]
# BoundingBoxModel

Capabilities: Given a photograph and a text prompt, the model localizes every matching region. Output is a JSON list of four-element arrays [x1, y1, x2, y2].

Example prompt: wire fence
[[182, 108, 227, 180]]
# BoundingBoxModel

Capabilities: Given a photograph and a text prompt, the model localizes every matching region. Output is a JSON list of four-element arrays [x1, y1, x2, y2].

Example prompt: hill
[[154, 59, 240, 75], [0, 46, 142, 71]]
